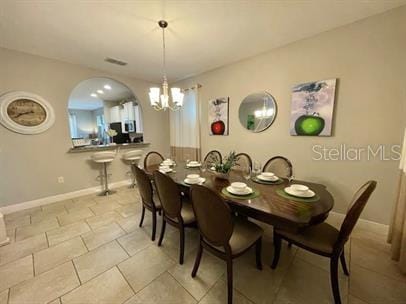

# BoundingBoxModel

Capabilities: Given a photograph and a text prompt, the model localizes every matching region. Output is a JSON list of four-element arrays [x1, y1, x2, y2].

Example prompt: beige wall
[[0, 48, 170, 207], [176, 7, 406, 225]]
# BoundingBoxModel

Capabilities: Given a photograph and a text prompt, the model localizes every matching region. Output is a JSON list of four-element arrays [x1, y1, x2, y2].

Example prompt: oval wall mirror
[[238, 91, 277, 133]]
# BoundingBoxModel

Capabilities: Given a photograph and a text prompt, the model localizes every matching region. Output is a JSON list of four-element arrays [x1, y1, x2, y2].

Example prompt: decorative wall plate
[[0, 91, 55, 134]]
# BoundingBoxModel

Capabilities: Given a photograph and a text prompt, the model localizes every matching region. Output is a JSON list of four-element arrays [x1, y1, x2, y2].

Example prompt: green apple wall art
[[290, 79, 337, 136]]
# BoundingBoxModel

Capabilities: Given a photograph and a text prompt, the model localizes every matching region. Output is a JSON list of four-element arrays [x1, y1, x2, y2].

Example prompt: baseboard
[[0, 180, 131, 215], [329, 211, 388, 236]]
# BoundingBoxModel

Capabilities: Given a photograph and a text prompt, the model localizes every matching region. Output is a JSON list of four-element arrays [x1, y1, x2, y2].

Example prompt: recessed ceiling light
[[97, 90, 104, 94], [104, 84, 112, 90], [90, 93, 97, 97]]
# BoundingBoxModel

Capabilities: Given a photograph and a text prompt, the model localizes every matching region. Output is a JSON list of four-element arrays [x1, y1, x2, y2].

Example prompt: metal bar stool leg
[[129, 163, 137, 188], [98, 162, 116, 196]]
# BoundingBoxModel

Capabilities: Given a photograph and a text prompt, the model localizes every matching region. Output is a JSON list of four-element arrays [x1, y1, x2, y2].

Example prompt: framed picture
[[0, 91, 55, 134], [290, 79, 337, 136], [208, 97, 229, 136]]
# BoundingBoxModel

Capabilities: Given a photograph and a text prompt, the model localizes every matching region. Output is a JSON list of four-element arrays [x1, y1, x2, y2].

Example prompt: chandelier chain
[[162, 25, 167, 80]]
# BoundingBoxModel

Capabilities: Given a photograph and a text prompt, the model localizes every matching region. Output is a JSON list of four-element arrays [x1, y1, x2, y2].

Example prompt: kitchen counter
[[68, 142, 150, 153]]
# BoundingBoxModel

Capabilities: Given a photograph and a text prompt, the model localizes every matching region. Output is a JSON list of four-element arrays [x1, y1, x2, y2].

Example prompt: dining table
[[145, 161, 334, 232]]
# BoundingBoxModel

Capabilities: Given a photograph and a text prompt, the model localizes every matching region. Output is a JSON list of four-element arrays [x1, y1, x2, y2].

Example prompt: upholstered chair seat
[[275, 223, 339, 255]]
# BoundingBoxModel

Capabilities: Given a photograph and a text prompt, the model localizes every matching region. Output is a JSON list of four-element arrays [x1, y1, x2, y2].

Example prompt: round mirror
[[238, 92, 277, 133], [68, 77, 143, 146]]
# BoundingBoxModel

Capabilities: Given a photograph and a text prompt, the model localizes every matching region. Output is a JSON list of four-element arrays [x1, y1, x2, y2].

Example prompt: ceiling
[[68, 77, 134, 110], [1, 1, 405, 83]]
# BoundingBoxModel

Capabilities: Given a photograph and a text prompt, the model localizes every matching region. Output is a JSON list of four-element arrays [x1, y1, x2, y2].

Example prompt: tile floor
[[0, 186, 405, 304]]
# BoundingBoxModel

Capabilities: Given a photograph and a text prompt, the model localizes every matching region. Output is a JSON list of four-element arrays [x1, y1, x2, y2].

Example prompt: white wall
[[0, 48, 170, 207], [175, 7, 406, 225]]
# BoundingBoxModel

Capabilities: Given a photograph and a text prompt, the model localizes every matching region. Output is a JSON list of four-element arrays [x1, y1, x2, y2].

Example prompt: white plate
[[226, 186, 253, 196], [159, 169, 173, 173], [257, 174, 279, 182], [184, 177, 206, 185], [284, 187, 315, 198], [187, 163, 201, 168]]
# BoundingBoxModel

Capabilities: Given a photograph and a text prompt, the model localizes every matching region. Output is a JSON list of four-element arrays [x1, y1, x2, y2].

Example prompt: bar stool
[[91, 151, 116, 196], [122, 150, 143, 188]]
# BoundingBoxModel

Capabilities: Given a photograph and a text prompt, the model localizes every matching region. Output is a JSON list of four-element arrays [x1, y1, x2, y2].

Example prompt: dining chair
[[153, 170, 197, 264], [133, 166, 162, 241], [190, 185, 263, 304], [203, 150, 222, 165], [235, 152, 253, 171], [143, 151, 164, 168], [263, 156, 293, 178], [271, 180, 377, 304]]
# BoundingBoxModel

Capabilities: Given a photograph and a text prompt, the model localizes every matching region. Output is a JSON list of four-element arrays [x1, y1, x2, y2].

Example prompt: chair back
[[144, 151, 164, 168], [335, 180, 377, 249], [203, 150, 222, 165], [235, 153, 252, 171], [153, 170, 182, 219], [263, 156, 293, 178], [133, 166, 154, 208], [191, 185, 233, 247]]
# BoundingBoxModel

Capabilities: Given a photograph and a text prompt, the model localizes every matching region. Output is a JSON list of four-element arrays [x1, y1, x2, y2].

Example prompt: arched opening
[[68, 77, 143, 147]]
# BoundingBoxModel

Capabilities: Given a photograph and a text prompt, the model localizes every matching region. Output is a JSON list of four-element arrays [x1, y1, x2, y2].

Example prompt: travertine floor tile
[[296, 247, 349, 278], [0, 255, 33, 292], [0, 289, 9, 304], [42, 200, 74, 212], [274, 258, 348, 304], [233, 238, 296, 304], [5, 207, 41, 221], [199, 277, 254, 304], [34, 237, 87, 274], [57, 207, 94, 226], [9, 262, 79, 304], [47, 222, 91, 246], [31, 209, 67, 224], [118, 246, 175, 292], [86, 211, 123, 230], [73, 241, 128, 283], [351, 237, 406, 282], [82, 222, 125, 250], [159, 228, 199, 262], [72, 195, 96, 204], [61, 267, 134, 304], [132, 272, 196, 304], [90, 201, 122, 215], [0, 234, 47, 266], [6, 227, 16, 243], [117, 229, 151, 256], [350, 265, 406, 303], [16, 218, 59, 241], [116, 215, 140, 233], [48, 298, 61, 304], [4, 214, 30, 229], [168, 249, 224, 301], [348, 294, 369, 304], [67, 198, 97, 211], [115, 204, 140, 218]]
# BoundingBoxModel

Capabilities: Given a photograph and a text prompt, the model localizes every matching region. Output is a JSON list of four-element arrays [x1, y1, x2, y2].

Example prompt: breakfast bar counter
[[68, 142, 150, 153]]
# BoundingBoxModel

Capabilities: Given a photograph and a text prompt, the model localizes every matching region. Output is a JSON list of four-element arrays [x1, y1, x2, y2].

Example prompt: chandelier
[[149, 20, 184, 111]]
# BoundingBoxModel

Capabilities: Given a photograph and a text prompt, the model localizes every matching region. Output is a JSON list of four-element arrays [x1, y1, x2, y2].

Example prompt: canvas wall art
[[208, 97, 229, 136], [290, 79, 337, 136]]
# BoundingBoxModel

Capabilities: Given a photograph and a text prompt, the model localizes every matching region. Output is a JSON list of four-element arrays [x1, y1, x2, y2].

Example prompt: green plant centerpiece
[[213, 151, 238, 180]]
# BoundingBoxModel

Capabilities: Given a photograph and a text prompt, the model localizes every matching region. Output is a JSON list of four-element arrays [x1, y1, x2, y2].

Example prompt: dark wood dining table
[[145, 162, 334, 232]]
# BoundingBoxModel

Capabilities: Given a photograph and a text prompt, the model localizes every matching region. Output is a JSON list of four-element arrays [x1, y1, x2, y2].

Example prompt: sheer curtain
[[170, 86, 201, 162], [388, 128, 406, 273]]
